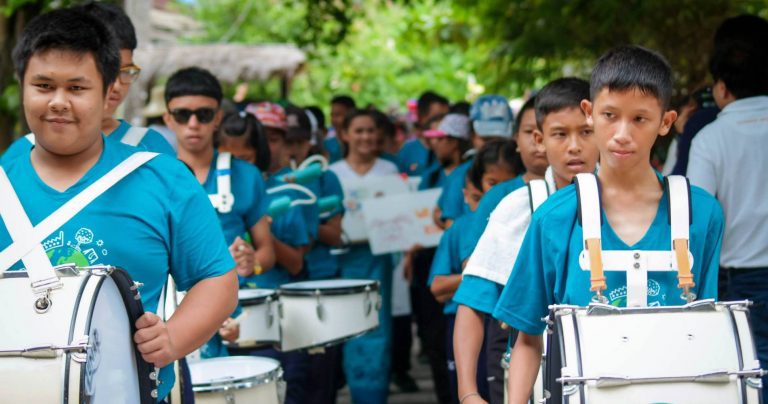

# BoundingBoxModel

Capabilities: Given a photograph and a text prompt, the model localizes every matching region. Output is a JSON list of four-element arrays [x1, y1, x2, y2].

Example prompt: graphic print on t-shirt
[[43, 228, 109, 267]]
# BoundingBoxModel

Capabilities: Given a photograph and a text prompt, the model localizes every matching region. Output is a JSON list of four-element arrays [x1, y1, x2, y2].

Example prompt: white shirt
[[463, 167, 556, 284], [329, 158, 399, 180], [687, 96, 768, 268]]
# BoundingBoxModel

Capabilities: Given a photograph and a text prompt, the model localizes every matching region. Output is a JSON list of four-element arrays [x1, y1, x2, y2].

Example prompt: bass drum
[[545, 301, 763, 404], [0, 265, 155, 403]]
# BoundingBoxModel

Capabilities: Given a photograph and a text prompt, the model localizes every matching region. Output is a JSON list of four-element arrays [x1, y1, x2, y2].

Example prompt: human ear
[[658, 109, 678, 137], [580, 99, 594, 126]]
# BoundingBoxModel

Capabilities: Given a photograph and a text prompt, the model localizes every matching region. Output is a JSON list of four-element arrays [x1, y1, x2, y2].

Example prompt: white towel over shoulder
[[463, 167, 555, 285]]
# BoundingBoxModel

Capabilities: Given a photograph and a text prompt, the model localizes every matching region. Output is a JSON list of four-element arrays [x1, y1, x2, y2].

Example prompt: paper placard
[[362, 188, 444, 255], [339, 175, 410, 242]]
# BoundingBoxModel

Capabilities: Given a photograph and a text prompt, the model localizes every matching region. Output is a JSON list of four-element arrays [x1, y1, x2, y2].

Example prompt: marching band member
[[429, 169, 487, 403], [163, 68, 276, 360], [285, 106, 347, 404], [1, 2, 174, 163], [493, 46, 724, 403], [454, 78, 599, 404], [1, 9, 239, 402], [329, 109, 399, 404], [227, 102, 314, 404]]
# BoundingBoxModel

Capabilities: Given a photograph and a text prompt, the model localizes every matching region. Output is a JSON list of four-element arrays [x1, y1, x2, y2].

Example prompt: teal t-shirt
[[397, 138, 436, 176], [273, 166, 320, 240], [492, 183, 724, 335], [1, 120, 174, 163], [111, 119, 175, 155], [0, 138, 235, 400], [304, 170, 345, 280], [203, 151, 268, 245], [437, 159, 474, 221], [428, 212, 475, 314], [460, 175, 525, 261], [240, 175, 311, 289], [324, 137, 343, 164], [418, 163, 448, 191]]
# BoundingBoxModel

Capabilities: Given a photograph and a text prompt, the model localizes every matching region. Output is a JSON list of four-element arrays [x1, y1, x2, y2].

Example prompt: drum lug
[[33, 295, 52, 314], [225, 389, 236, 404], [747, 377, 763, 389], [70, 335, 90, 363], [266, 297, 275, 328], [363, 285, 373, 316], [315, 290, 324, 321]]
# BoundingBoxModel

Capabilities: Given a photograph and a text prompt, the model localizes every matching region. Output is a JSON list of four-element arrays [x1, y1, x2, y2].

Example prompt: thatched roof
[[133, 43, 307, 83]]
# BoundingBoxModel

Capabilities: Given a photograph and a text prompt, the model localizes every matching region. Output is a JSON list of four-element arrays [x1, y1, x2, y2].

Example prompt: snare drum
[[230, 289, 280, 348], [278, 279, 380, 351], [545, 300, 764, 404], [0, 264, 155, 403], [190, 356, 283, 404]]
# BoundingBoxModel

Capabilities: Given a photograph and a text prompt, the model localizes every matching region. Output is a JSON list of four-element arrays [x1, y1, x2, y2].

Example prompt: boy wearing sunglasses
[[164, 67, 276, 285], [1, 2, 173, 163]]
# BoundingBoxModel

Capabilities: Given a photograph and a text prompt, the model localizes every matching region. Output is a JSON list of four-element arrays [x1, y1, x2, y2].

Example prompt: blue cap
[[470, 95, 514, 138]]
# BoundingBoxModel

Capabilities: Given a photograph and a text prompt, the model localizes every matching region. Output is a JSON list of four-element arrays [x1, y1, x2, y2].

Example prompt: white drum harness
[[0, 152, 158, 311], [208, 152, 235, 214], [574, 173, 695, 306]]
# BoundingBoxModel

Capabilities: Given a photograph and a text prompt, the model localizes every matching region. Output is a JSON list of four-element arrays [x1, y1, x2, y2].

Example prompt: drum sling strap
[[208, 152, 235, 213], [0, 152, 158, 303], [574, 173, 695, 306], [527, 178, 551, 213]]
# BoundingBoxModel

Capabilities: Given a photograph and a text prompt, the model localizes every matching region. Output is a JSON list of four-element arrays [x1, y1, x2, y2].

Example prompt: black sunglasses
[[170, 108, 217, 124]]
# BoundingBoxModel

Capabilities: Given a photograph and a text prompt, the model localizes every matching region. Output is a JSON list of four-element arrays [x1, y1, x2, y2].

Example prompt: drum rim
[[189, 357, 282, 392], [278, 279, 379, 296], [238, 288, 277, 305], [278, 325, 380, 352]]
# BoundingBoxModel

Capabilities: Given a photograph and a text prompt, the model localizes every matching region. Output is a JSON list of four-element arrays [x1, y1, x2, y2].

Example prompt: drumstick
[[222, 311, 248, 328]]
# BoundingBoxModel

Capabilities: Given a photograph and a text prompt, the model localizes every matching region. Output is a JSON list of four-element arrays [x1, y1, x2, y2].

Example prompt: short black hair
[[13, 8, 120, 93], [590, 45, 674, 110], [78, 2, 137, 51], [469, 139, 523, 190], [709, 42, 768, 99], [534, 77, 589, 129], [714, 14, 768, 52], [218, 111, 271, 172], [165, 67, 223, 105], [513, 96, 536, 135], [331, 95, 356, 110], [305, 105, 326, 130], [709, 14, 768, 99], [450, 101, 471, 116], [371, 109, 396, 139], [417, 90, 449, 121]]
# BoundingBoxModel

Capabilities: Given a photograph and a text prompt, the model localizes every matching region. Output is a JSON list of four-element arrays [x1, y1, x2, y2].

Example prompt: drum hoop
[[278, 326, 380, 352], [191, 359, 282, 393], [64, 271, 94, 402], [99, 268, 156, 403], [238, 291, 277, 305], [278, 280, 379, 297], [549, 299, 749, 317]]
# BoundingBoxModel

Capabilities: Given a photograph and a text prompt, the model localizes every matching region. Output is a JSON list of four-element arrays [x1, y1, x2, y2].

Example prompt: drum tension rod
[[0, 341, 89, 359]]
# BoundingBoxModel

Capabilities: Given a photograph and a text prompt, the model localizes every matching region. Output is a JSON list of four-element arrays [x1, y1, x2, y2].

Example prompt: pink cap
[[246, 102, 287, 131]]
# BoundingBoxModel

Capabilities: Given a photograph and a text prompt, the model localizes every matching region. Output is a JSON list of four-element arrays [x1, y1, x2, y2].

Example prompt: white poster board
[[362, 188, 444, 255], [339, 175, 410, 242]]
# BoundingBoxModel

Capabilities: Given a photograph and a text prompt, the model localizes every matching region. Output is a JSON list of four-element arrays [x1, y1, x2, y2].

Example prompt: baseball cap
[[284, 106, 312, 141], [470, 95, 514, 137], [246, 102, 287, 131], [423, 113, 470, 140]]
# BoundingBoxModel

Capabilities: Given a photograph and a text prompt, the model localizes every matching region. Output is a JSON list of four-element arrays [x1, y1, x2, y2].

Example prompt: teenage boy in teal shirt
[[454, 78, 599, 404], [494, 46, 723, 403], [2, 9, 238, 402]]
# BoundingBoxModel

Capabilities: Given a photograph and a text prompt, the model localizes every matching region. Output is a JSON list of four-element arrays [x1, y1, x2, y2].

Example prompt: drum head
[[280, 279, 377, 296], [189, 356, 280, 392], [82, 270, 153, 403], [238, 289, 276, 304]]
